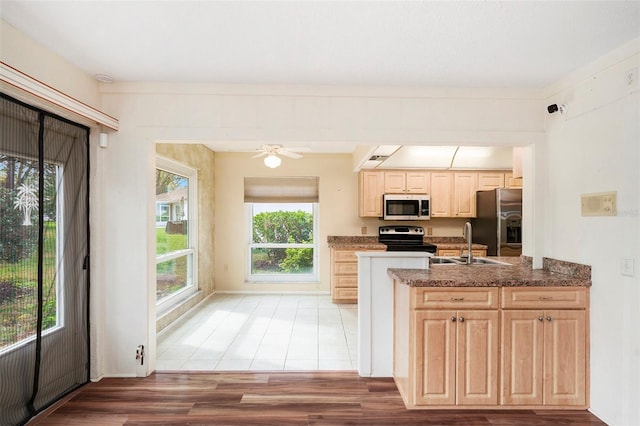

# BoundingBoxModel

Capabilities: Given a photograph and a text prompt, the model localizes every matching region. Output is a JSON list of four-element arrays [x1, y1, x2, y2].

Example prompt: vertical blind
[[0, 93, 90, 426]]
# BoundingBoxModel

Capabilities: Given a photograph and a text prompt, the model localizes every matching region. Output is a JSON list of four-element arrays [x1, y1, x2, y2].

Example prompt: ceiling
[[2, 1, 639, 166], [2, 1, 638, 88]]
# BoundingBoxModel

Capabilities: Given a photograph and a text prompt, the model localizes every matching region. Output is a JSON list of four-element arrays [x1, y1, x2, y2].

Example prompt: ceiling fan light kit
[[264, 154, 282, 168], [253, 144, 304, 168]]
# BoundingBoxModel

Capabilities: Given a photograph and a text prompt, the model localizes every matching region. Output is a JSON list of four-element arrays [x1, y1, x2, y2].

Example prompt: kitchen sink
[[430, 256, 511, 266], [429, 257, 461, 264]]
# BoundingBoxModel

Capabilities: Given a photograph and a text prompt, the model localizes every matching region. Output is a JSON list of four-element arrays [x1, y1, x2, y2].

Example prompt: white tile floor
[[156, 294, 358, 371]]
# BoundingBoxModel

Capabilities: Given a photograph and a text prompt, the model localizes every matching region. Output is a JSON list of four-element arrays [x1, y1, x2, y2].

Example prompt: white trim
[[0, 62, 119, 130], [156, 248, 194, 264]]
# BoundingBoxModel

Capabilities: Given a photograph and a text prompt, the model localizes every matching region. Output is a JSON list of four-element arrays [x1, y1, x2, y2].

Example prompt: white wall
[[544, 39, 640, 425]]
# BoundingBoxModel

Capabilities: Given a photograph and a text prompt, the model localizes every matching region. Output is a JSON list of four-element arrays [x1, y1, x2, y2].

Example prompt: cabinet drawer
[[501, 287, 587, 309], [334, 275, 358, 288], [413, 287, 499, 309], [333, 250, 358, 262], [437, 249, 460, 256], [334, 262, 358, 275], [334, 288, 357, 300]]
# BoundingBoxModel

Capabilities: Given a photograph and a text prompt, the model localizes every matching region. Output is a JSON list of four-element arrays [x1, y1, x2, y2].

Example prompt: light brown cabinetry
[[504, 172, 523, 188], [453, 172, 478, 217], [394, 284, 589, 410], [500, 287, 588, 408], [477, 172, 506, 190], [358, 171, 385, 217], [430, 172, 453, 217], [395, 286, 499, 408], [330, 247, 384, 303], [358, 169, 521, 218], [384, 171, 430, 194], [436, 248, 487, 257]]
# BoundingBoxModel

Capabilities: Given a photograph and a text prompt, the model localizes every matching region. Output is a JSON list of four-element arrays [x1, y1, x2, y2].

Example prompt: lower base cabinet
[[393, 284, 589, 409], [330, 247, 385, 303]]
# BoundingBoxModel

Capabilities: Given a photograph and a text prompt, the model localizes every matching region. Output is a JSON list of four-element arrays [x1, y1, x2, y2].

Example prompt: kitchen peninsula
[[389, 257, 591, 410]]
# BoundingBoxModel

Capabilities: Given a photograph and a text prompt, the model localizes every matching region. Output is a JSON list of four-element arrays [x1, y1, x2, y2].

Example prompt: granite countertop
[[388, 257, 591, 287], [327, 236, 386, 250], [327, 236, 487, 251], [433, 242, 488, 250]]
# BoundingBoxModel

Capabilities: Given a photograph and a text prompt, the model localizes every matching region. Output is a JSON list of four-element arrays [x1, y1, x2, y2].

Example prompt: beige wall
[[214, 152, 359, 293], [155, 143, 216, 330]]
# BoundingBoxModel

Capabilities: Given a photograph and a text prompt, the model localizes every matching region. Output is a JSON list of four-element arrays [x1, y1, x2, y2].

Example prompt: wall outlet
[[427, 227, 433, 236], [621, 258, 634, 277], [361, 226, 367, 235]]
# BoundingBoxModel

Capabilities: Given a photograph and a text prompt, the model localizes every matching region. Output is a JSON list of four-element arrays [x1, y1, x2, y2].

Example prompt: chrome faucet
[[463, 222, 473, 265]]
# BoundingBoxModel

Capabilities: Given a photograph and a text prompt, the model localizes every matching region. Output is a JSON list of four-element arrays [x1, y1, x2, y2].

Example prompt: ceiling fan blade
[[279, 150, 303, 159], [252, 152, 268, 158]]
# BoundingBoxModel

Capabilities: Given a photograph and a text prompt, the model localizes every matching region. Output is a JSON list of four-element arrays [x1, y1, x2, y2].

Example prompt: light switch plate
[[581, 191, 617, 216]]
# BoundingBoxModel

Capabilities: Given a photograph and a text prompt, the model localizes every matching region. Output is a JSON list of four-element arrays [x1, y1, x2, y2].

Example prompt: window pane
[[251, 248, 314, 275], [156, 255, 191, 302], [0, 156, 58, 351], [156, 169, 188, 254], [252, 204, 313, 244]]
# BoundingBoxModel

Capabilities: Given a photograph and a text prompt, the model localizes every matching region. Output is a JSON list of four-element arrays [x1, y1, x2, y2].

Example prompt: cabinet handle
[[451, 297, 465, 301], [458, 317, 465, 323], [538, 316, 544, 322], [540, 296, 553, 301], [450, 316, 457, 322], [546, 316, 552, 322]]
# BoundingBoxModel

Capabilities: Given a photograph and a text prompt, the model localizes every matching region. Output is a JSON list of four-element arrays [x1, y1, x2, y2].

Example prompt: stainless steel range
[[378, 226, 437, 253]]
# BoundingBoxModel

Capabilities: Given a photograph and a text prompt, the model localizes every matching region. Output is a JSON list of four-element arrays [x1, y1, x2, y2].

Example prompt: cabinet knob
[[458, 317, 465, 323], [450, 316, 456, 322], [546, 316, 552, 322], [538, 316, 544, 322]]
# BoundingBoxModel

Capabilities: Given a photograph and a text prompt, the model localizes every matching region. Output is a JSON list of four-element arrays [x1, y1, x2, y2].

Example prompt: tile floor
[[156, 293, 358, 371]]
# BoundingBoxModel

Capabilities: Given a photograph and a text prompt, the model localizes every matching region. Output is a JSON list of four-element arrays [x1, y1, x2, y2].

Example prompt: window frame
[[155, 156, 198, 313], [246, 202, 319, 283]]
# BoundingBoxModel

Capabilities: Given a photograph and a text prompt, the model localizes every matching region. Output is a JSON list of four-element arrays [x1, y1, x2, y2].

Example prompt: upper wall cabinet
[[358, 169, 521, 218], [477, 172, 505, 191], [359, 170, 385, 217], [384, 171, 430, 194], [453, 172, 478, 217]]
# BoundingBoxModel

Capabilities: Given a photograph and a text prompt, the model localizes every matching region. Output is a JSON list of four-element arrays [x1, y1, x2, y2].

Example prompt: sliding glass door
[[0, 94, 89, 425]]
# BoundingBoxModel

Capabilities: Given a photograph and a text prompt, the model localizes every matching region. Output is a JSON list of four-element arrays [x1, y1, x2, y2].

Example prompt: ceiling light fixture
[[264, 154, 281, 168]]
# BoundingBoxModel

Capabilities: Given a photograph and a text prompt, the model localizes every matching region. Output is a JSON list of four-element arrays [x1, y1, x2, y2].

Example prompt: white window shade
[[244, 177, 319, 203]]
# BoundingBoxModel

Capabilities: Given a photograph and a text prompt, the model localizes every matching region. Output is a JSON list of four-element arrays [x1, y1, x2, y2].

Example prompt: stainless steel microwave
[[383, 194, 430, 221]]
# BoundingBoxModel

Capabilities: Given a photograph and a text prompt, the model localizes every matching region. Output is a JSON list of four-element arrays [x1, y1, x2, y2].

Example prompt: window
[[0, 155, 62, 352], [244, 177, 319, 282], [155, 157, 197, 312]]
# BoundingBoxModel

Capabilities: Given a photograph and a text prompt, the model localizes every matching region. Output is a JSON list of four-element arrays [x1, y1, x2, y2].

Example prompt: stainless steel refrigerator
[[471, 188, 522, 256]]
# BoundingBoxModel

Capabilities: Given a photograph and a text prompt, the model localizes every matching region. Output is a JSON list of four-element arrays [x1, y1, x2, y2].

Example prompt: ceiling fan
[[252, 144, 304, 168]]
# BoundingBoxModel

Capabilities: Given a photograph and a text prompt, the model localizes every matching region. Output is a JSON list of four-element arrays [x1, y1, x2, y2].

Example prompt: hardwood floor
[[30, 372, 606, 425]]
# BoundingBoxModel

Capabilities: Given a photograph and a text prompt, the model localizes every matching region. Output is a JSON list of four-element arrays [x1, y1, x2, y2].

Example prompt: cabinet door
[[477, 172, 505, 190], [414, 311, 456, 405], [456, 310, 499, 405], [453, 172, 478, 217], [437, 249, 461, 257], [359, 171, 384, 217], [504, 172, 523, 188], [430, 172, 453, 217], [501, 310, 544, 405], [543, 310, 586, 406], [406, 171, 430, 193], [384, 171, 407, 193]]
